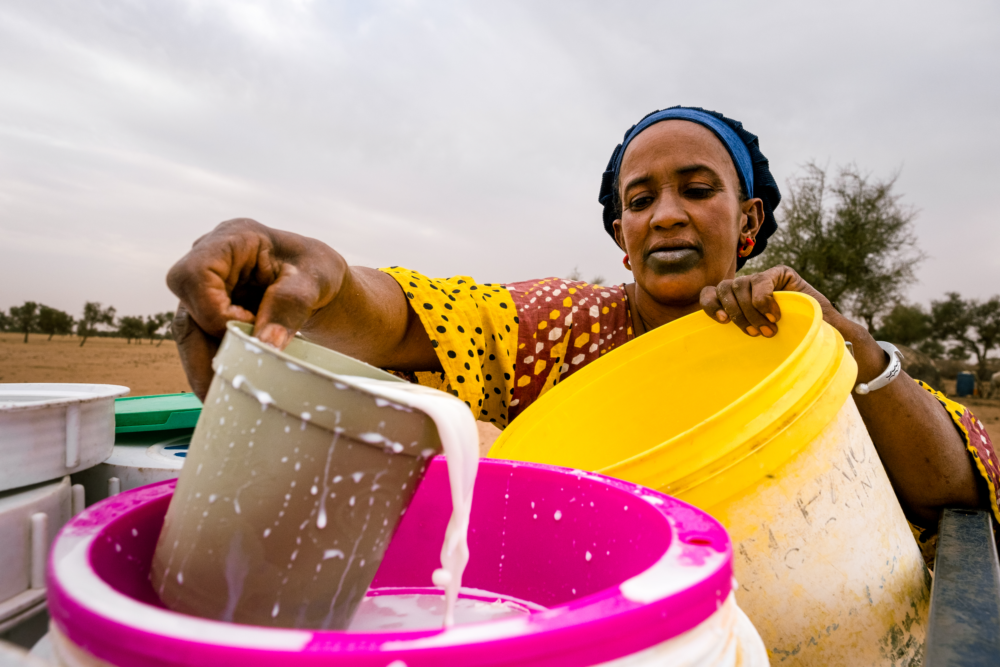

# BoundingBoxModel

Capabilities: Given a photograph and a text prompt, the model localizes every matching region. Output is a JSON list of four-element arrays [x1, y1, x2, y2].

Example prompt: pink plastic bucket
[[47, 458, 736, 666]]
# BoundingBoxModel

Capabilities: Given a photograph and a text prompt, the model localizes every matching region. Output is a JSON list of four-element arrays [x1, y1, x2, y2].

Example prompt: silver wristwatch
[[853, 341, 904, 395]]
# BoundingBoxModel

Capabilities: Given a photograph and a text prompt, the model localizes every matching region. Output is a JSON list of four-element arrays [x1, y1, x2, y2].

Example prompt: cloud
[[1, 0, 997, 316]]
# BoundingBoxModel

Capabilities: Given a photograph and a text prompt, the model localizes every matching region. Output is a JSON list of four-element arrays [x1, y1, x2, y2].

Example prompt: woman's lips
[[645, 246, 702, 273]]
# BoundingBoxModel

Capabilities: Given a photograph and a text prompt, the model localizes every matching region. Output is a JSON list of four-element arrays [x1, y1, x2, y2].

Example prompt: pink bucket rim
[[48, 459, 732, 667]]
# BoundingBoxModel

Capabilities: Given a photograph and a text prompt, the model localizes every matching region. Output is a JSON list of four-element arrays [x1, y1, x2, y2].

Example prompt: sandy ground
[[1, 332, 992, 449], [0, 333, 191, 396]]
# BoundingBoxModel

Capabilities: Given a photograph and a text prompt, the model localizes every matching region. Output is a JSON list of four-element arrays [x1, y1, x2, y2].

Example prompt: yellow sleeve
[[379, 267, 518, 427]]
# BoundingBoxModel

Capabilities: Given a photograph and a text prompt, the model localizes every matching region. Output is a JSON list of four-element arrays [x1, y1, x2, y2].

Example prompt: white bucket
[[0, 385, 127, 492], [0, 638, 51, 666], [0, 477, 73, 636], [598, 594, 768, 666], [71, 437, 187, 506]]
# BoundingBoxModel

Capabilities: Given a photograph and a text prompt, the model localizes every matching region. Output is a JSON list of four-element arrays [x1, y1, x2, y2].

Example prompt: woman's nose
[[648, 190, 688, 230]]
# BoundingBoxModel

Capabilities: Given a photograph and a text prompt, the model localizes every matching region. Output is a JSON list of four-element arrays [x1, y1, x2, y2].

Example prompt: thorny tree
[[38, 306, 74, 340], [742, 163, 923, 331], [9, 302, 39, 343], [144, 312, 174, 345], [117, 316, 146, 344], [77, 302, 116, 347], [931, 293, 1000, 382]]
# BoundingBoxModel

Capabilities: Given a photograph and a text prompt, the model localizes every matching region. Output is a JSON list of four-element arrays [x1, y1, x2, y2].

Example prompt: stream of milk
[[337, 376, 480, 627]]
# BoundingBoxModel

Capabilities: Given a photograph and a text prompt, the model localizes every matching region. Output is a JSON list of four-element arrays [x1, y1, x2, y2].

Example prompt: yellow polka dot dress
[[379, 268, 632, 427]]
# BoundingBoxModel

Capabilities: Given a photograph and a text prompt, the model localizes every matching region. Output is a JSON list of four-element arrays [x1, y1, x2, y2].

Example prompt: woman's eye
[[685, 187, 714, 199], [629, 195, 653, 210]]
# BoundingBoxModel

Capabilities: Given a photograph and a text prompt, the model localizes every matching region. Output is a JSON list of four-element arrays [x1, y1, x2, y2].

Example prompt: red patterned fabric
[[908, 380, 1000, 563], [914, 380, 1000, 525], [505, 278, 632, 422]]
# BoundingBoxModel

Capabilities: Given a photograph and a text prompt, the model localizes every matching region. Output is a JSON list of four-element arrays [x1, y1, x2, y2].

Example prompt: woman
[[168, 106, 997, 549]]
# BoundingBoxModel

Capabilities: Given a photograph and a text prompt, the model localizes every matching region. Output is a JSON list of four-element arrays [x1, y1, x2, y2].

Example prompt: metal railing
[[924, 508, 1000, 666]]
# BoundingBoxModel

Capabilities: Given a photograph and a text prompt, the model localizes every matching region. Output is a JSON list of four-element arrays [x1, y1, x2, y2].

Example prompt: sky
[[1, 0, 998, 318]]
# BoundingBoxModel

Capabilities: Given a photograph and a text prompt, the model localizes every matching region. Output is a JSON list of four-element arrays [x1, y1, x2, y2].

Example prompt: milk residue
[[347, 590, 538, 631], [230, 374, 274, 409], [619, 517, 728, 604], [338, 376, 480, 627]]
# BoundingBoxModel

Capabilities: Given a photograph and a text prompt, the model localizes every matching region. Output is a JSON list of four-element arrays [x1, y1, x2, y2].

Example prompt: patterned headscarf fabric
[[598, 106, 781, 268]]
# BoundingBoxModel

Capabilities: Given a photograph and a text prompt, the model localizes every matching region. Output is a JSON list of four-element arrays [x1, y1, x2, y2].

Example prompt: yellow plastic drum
[[490, 293, 929, 666]]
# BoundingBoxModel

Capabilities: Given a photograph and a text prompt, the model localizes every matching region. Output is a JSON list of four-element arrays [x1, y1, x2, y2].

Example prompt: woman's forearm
[[302, 266, 442, 372], [831, 315, 983, 526]]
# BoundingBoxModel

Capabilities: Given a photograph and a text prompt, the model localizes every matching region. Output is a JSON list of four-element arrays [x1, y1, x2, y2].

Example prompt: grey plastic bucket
[[151, 322, 444, 629]]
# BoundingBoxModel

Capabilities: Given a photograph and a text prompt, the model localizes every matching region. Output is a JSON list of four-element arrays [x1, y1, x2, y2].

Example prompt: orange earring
[[738, 237, 756, 258], [623, 254, 630, 269]]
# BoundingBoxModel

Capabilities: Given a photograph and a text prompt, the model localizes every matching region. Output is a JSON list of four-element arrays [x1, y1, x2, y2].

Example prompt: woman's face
[[613, 120, 763, 309]]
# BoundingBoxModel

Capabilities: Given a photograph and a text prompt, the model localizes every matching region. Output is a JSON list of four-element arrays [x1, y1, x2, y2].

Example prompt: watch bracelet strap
[[855, 341, 904, 395]]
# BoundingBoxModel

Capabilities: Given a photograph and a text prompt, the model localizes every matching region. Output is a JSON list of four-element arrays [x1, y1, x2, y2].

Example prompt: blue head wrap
[[598, 106, 781, 268]]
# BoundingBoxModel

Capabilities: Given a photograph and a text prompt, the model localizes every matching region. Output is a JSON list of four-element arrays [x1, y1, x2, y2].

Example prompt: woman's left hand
[[701, 264, 987, 526], [699, 265, 842, 337]]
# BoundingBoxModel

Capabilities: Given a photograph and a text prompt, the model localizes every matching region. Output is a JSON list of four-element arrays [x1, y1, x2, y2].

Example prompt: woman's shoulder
[[504, 277, 630, 326], [503, 277, 633, 420], [505, 276, 623, 295]]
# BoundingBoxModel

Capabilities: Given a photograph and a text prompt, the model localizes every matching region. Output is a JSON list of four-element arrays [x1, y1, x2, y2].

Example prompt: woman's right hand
[[167, 218, 347, 398]]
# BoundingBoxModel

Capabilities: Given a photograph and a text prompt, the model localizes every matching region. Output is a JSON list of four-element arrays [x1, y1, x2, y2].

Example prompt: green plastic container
[[114, 393, 202, 435]]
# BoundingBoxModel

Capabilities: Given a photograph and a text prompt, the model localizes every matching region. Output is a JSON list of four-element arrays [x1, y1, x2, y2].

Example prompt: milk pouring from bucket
[[150, 322, 479, 630]]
